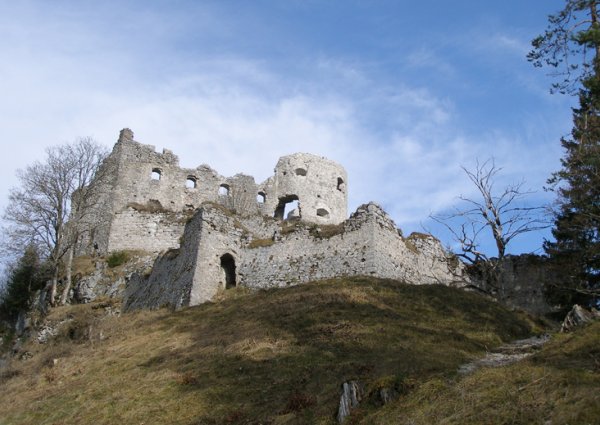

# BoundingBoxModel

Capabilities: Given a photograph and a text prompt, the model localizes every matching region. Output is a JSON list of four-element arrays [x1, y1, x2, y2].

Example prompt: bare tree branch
[[2, 137, 109, 306], [431, 158, 550, 265]]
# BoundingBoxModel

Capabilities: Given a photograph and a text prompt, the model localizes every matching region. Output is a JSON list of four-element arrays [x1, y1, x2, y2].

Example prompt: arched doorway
[[220, 253, 236, 289]]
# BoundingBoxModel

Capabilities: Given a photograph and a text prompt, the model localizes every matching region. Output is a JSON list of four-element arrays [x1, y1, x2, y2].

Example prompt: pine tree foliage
[[0, 246, 46, 322], [530, 0, 600, 305]]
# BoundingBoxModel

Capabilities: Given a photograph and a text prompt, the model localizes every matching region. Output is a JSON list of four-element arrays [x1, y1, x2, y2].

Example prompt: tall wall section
[[80, 129, 348, 255], [260, 153, 348, 224]]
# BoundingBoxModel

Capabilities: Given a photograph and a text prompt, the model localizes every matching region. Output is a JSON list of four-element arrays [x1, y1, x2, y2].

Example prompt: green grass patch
[[106, 251, 130, 268]]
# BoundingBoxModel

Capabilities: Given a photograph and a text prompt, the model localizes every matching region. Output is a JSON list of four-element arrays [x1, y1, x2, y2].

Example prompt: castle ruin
[[82, 129, 467, 310], [83, 128, 348, 255]]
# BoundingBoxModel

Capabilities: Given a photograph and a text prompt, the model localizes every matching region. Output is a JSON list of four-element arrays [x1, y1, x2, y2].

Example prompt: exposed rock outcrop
[[561, 304, 600, 332], [337, 380, 363, 423]]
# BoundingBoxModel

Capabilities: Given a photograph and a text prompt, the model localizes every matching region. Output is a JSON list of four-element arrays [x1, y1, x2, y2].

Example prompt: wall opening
[[218, 184, 230, 196], [337, 177, 345, 192], [274, 195, 300, 220], [295, 167, 307, 176], [316, 208, 330, 218], [257, 192, 266, 204], [151, 168, 162, 181], [220, 253, 236, 289], [186, 176, 197, 189]]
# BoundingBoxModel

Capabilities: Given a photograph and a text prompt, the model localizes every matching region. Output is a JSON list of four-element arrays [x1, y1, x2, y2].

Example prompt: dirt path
[[458, 334, 550, 375]]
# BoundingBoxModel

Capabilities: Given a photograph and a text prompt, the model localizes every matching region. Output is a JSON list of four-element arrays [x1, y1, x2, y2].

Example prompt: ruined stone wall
[[75, 143, 121, 254], [467, 255, 553, 315], [124, 202, 466, 311], [106, 208, 190, 253], [110, 129, 230, 212], [82, 129, 348, 255], [124, 211, 205, 310], [260, 153, 348, 225], [238, 204, 464, 291]]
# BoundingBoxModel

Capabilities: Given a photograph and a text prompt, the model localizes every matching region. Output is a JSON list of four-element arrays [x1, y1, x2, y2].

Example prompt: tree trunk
[[60, 247, 74, 305], [49, 267, 58, 307]]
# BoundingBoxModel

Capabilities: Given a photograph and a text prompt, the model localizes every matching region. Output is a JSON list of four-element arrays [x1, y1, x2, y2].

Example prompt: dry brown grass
[[247, 238, 275, 248], [368, 321, 600, 425], [126, 200, 169, 213], [309, 223, 345, 239], [71, 255, 97, 277], [0, 277, 549, 425]]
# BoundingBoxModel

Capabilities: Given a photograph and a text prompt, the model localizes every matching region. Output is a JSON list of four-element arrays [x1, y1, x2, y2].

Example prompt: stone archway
[[220, 253, 236, 289]]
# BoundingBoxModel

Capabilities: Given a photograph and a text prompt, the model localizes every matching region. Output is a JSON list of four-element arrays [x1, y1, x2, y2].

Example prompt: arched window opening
[[219, 184, 230, 196], [220, 253, 236, 289], [316, 208, 330, 218], [186, 176, 197, 189], [295, 167, 307, 176], [151, 168, 162, 181], [274, 195, 300, 220], [257, 192, 266, 204], [337, 177, 345, 192]]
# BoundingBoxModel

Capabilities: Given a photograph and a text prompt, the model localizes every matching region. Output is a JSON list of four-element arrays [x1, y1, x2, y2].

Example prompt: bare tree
[[59, 138, 110, 304], [3, 138, 108, 306], [431, 159, 549, 265]]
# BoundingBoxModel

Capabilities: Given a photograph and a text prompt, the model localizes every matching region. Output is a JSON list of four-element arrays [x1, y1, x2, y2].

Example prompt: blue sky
[[0, 0, 574, 260]]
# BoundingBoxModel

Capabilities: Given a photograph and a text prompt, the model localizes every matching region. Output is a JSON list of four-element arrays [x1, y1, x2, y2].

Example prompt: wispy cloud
[[0, 1, 570, 259]]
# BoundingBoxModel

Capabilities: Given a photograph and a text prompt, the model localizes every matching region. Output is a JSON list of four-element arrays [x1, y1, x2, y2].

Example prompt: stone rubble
[[458, 334, 550, 375]]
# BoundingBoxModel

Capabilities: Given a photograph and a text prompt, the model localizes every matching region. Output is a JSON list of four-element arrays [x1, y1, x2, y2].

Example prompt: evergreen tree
[[0, 246, 46, 322], [529, 0, 600, 306]]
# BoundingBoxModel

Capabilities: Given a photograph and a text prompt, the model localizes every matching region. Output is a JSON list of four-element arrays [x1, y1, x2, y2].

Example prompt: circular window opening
[[186, 177, 197, 188]]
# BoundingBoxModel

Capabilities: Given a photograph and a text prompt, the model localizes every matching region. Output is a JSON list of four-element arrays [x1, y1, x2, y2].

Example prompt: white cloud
[[0, 1, 568, 261]]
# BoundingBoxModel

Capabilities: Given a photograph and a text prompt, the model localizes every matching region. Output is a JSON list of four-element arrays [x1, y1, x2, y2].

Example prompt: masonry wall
[[238, 204, 464, 291], [107, 208, 189, 253], [80, 129, 349, 255], [124, 202, 466, 311], [261, 153, 348, 224], [123, 210, 205, 310], [110, 129, 224, 212], [467, 255, 553, 315]]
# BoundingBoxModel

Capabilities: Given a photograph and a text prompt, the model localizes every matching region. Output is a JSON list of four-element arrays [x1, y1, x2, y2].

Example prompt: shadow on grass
[[136, 277, 535, 423]]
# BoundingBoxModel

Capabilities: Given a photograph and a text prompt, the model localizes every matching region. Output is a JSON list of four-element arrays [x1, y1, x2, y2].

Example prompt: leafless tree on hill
[[431, 159, 549, 266], [3, 137, 109, 306]]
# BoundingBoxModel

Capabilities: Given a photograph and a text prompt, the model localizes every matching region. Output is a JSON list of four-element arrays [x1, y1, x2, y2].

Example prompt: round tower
[[265, 153, 348, 224]]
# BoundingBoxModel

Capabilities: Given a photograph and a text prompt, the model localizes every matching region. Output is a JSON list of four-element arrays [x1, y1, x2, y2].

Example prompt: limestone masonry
[[82, 128, 347, 255], [83, 129, 467, 310]]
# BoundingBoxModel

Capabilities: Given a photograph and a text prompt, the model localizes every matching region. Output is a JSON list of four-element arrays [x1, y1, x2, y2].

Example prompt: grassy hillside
[[0, 277, 560, 424], [369, 320, 600, 425]]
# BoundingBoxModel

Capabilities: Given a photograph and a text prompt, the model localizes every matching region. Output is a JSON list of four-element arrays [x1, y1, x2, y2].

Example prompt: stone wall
[[467, 255, 553, 315], [106, 207, 190, 253], [124, 202, 466, 311], [80, 129, 348, 255], [123, 212, 205, 310], [259, 153, 348, 224]]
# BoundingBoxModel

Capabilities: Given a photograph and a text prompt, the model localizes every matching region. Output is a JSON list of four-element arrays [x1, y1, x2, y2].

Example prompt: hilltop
[[1, 276, 577, 425]]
